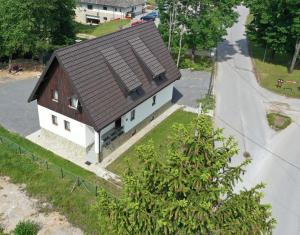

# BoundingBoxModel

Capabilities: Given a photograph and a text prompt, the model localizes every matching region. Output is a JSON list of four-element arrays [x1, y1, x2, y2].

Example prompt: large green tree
[[158, 0, 242, 64], [0, 0, 76, 67], [245, 0, 300, 73], [96, 115, 276, 234]]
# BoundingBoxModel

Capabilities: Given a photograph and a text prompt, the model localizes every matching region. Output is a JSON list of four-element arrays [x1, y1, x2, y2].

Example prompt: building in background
[[75, 0, 146, 24]]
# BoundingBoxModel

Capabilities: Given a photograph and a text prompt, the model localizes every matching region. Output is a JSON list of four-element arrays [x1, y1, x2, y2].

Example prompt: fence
[[0, 135, 112, 197]]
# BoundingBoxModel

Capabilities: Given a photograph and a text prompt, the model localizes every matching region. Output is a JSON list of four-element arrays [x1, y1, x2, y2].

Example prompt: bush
[[14, 220, 39, 235], [198, 95, 215, 112], [179, 56, 212, 71]]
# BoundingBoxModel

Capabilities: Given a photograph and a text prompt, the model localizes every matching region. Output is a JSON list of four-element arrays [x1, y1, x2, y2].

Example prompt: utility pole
[[289, 38, 300, 73]]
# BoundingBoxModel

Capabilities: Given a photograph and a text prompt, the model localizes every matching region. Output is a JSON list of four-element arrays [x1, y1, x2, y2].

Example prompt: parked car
[[147, 11, 159, 18], [140, 14, 156, 22]]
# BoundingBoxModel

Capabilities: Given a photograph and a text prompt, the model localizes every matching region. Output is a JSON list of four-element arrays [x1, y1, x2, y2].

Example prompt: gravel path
[[0, 176, 83, 235]]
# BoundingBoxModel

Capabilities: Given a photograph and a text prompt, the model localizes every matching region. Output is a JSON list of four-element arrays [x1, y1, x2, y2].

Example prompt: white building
[[28, 22, 181, 163], [75, 0, 145, 24]]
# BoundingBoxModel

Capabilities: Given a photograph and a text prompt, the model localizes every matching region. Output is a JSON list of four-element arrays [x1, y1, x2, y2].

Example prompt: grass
[[267, 113, 292, 131], [14, 220, 39, 235], [198, 95, 215, 112], [107, 110, 196, 176], [0, 126, 120, 234], [247, 15, 300, 98], [75, 19, 130, 37]]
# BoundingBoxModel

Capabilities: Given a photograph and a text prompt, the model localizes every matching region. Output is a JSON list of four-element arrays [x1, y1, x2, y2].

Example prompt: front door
[[115, 118, 122, 128]]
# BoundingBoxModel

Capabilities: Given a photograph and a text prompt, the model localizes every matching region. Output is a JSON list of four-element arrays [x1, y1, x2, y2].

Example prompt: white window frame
[[52, 89, 58, 102], [52, 115, 58, 126], [64, 120, 71, 131], [69, 96, 78, 109], [130, 109, 135, 121], [87, 4, 93, 10]]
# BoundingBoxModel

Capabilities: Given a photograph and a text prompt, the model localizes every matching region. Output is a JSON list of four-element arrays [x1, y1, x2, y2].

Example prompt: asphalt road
[[174, 70, 211, 108], [0, 78, 39, 136], [215, 6, 300, 234]]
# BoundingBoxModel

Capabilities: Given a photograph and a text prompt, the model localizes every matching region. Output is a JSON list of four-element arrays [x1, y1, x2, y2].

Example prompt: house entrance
[[115, 118, 122, 128]]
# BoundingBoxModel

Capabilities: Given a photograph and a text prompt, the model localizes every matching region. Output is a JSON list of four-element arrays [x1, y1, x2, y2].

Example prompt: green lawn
[[0, 126, 120, 234], [249, 42, 300, 98], [247, 15, 300, 98], [75, 19, 130, 37], [106, 110, 197, 176]]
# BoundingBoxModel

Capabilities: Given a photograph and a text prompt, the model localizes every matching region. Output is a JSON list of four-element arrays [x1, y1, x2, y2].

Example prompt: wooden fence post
[[46, 161, 49, 170], [95, 186, 98, 197]]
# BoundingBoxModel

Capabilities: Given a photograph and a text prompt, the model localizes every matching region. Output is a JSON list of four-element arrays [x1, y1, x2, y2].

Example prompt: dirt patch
[[0, 176, 83, 235], [0, 70, 41, 82]]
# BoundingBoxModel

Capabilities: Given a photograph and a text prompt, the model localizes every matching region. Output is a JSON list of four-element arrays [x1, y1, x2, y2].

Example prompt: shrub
[[14, 220, 39, 235]]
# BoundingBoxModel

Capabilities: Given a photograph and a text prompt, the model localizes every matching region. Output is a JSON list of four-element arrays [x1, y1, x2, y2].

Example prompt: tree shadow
[[242, 38, 300, 70], [216, 40, 239, 62]]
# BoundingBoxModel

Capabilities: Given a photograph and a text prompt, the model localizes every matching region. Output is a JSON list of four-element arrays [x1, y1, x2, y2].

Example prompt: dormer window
[[69, 96, 78, 109], [52, 89, 58, 102]]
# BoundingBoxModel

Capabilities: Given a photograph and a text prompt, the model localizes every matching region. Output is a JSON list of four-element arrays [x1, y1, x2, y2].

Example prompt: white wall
[[37, 105, 94, 148], [75, 3, 144, 23], [122, 83, 174, 133]]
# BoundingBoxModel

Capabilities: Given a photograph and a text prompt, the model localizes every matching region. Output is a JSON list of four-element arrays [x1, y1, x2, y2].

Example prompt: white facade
[[97, 83, 174, 151], [75, 3, 144, 24], [37, 105, 94, 148], [38, 82, 174, 161], [122, 83, 174, 133]]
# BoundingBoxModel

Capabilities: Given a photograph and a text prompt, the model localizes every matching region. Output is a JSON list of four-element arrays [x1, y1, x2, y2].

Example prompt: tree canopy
[[157, 0, 242, 64], [0, 0, 76, 63], [245, 0, 300, 72], [96, 115, 276, 234]]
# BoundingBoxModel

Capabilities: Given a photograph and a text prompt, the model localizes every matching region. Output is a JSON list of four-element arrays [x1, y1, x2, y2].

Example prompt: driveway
[[0, 77, 39, 136], [215, 6, 300, 234], [173, 69, 211, 108]]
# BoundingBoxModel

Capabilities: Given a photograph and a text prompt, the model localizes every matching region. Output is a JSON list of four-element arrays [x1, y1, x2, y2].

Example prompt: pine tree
[[96, 115, 276, 234]]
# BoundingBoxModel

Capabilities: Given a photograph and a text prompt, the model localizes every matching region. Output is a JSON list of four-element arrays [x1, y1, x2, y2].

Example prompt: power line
[[215, 114, 300, 172]]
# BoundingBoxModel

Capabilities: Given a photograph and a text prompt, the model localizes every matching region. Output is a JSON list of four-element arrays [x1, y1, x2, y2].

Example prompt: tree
[[0, 0, 76, 67], [158, 0, 242, 63], [245, 0, 300, 73], [95, 115, 276, 234]]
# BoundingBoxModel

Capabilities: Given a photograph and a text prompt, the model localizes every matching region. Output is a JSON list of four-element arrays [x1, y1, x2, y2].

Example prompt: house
[[75, 0, 146, 24], [28, 22, 181, 163]]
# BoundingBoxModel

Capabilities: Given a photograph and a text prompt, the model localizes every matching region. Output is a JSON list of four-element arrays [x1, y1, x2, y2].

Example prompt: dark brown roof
[[28, 22, 181, 131], [78, 0, 145, 8]]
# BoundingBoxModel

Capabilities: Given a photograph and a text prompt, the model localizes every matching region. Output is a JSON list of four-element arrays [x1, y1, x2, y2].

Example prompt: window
[[119, 8, 122, 12], [103, 17, 107, 20], [87, 4, 93, 10], [130, 110, 135, 121], [52, 89, 58, 102], [115, 8, 117, 11], [64, 120, 70, 131], [103, 6, 107, 10], [152, 95, 156, 106], [52, 115, 58, 125], [69, 96, 78, 109]]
